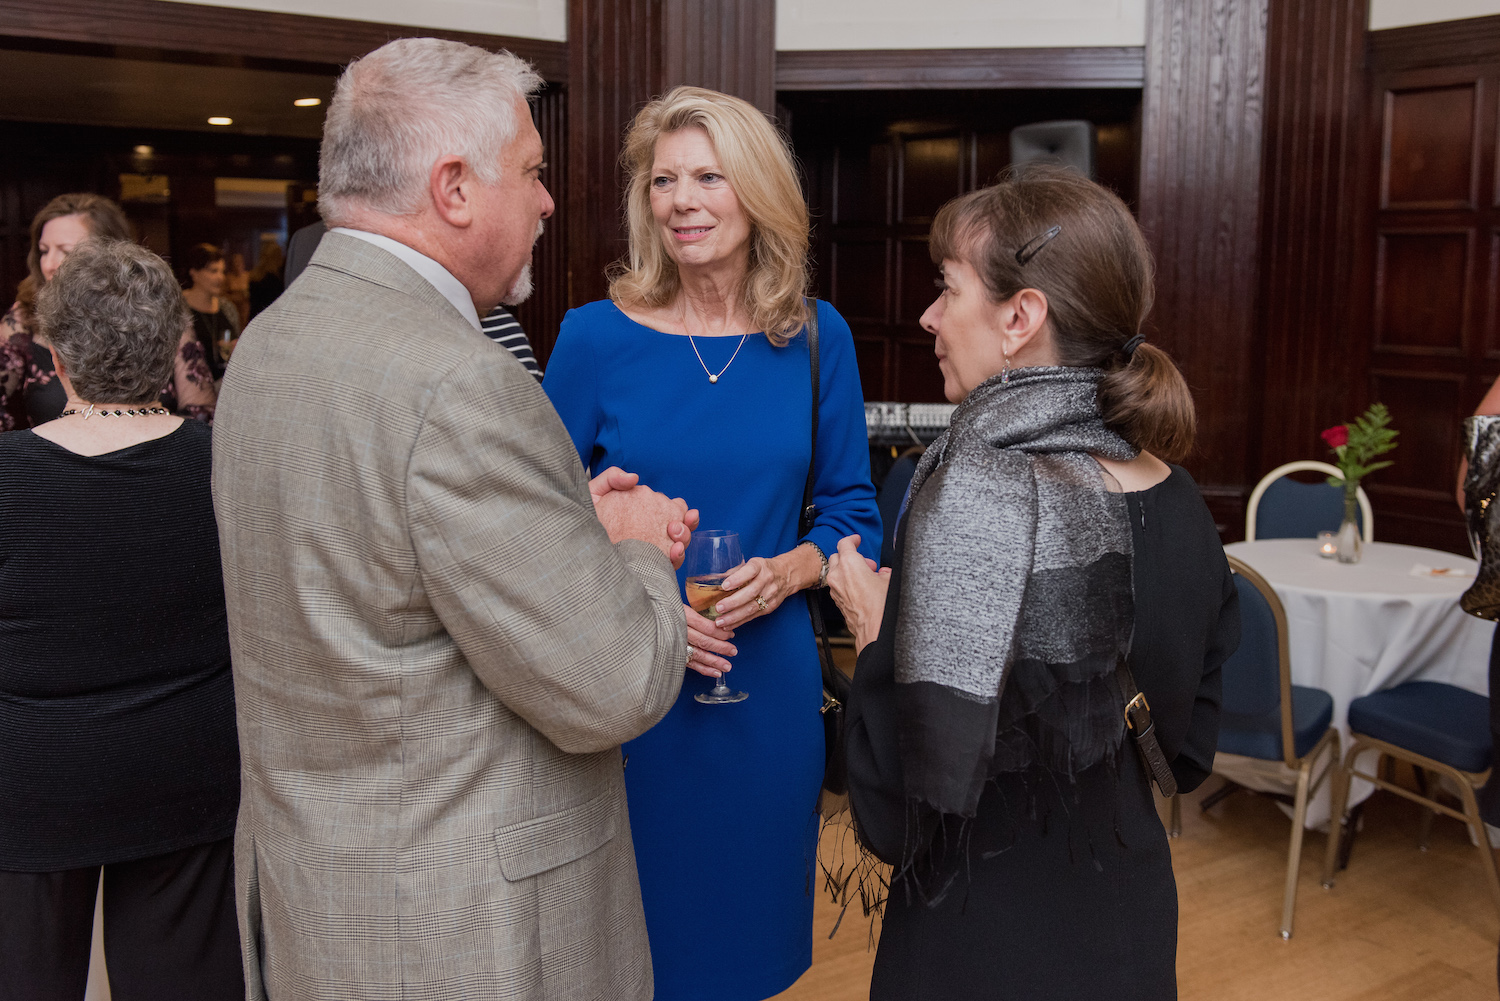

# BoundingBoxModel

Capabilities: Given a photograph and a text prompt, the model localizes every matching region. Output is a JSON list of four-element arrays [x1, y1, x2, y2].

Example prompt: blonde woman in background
[[543, 87, 881, 1001]]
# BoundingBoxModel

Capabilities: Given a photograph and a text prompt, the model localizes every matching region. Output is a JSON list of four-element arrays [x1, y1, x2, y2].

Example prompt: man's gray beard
[[501, 263, 532, 306], [501, 218, 545, 306]]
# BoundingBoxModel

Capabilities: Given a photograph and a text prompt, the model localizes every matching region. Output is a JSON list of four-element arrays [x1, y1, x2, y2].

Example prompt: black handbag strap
[[799, 302, 848, 703], [800, 300, 820, 539]]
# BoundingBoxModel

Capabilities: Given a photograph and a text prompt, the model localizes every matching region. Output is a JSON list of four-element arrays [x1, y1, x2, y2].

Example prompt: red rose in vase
[[1321, 425, 1349, 449]]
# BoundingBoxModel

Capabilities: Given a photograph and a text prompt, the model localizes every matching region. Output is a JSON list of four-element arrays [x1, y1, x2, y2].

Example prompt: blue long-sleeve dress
[[543, 298, 881, 1001]]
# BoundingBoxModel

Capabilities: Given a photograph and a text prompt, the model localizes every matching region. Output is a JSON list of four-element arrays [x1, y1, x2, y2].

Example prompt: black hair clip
[[1015, 225, 1062, 265]]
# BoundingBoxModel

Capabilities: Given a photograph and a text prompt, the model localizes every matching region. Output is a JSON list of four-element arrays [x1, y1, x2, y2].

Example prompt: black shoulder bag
[[801, 302, 851, 797]]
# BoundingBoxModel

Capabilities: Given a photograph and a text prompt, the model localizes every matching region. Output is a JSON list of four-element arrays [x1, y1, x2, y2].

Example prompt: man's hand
[[589, 466, 640, 503], [591, 467, 698, 568]]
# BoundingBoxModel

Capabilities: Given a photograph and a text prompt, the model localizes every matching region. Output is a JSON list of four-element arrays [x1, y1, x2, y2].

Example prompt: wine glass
[[684, 529, 748, 704]]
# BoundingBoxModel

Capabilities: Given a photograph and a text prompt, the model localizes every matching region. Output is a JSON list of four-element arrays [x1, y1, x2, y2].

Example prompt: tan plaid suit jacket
[[212, 232, 686, 1000]]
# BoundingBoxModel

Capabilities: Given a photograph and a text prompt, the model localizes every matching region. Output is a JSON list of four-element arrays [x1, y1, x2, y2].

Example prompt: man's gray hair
[[37, 240, 188, 405], [319, 38, 544, 223]]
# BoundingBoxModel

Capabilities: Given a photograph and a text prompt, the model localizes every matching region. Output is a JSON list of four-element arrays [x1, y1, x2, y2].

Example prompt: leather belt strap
[[1120, 666, 1177, 798]]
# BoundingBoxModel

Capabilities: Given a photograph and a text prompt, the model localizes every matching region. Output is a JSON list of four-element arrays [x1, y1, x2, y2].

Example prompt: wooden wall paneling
[[1487, 230, 1500, 360], [1368, 14, 1500, 72], [0, 0, 567, 78], [566, 0, 777, 309], [1353, 53, 1500, 553], [1139, 0, 1271, 538], [1253, 0, 1367, 510], [661, 0, 775, 116], [1367, 370, 1469, 550], [1373, 228, 1473, 356], [785, 88, 1143, 405], [518, 84, 568, 367], [566, 0, 659, 310], [1380, 77, 1480, 210], [775, 47, 1146, 91]]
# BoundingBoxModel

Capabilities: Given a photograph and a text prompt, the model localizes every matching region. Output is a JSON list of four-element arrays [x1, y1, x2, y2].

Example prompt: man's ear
[[429, 155, 474, 228], [999, 287, 1050, 357]]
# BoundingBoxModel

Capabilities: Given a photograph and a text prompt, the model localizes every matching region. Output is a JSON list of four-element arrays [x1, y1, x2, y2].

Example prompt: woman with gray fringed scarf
[[826, 165, 1241, 1000]]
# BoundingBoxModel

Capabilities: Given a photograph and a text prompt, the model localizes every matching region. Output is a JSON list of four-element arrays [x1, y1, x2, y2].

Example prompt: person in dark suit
[[282, 220, 325, 287]]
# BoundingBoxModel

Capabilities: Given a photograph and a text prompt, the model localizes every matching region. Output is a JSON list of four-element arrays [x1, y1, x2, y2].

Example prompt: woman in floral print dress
[[2, 193, 216, 432]]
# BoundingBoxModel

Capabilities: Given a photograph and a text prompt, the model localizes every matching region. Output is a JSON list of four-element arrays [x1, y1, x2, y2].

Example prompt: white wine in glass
[[685, 573, 738, 621], [684, 530, 747, 704]]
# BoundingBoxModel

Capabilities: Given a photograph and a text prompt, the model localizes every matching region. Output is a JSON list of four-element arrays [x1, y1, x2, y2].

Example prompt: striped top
[[480, 306, 542, 380]]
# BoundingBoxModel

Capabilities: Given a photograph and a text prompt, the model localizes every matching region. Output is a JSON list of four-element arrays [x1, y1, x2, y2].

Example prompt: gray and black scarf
[[895, 366, 1137, 818]]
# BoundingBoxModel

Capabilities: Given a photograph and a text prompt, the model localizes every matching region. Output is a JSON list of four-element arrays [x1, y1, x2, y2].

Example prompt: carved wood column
[[565, 0, 775, 312], [1138, 0, 1271, 537]]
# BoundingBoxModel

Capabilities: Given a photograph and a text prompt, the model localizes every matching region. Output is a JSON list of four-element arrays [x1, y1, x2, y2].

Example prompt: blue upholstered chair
[[1245, 461, 1374, 543], [1189, 556, 1341, 939], [876, 449, 921, 564], [1322, 681, 1500, 920]]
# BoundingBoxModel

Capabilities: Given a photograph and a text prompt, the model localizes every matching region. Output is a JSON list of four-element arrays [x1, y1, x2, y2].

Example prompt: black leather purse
[[799, 302, 851, 797], [1461, 415, 1500, 620]]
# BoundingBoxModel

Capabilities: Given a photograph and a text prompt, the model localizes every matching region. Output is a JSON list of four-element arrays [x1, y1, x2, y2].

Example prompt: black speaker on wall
[[1009, 120, 1097, 179]]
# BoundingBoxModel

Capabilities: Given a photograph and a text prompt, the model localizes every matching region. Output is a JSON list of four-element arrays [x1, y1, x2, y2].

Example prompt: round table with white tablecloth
[[1218, 539, 1494, 827]]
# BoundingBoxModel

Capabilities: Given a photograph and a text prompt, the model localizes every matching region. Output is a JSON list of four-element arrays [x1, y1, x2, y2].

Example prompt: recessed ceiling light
[[207, 117, 233, 126], [293, 97, 322, 107], [133, 145, 154, 156]]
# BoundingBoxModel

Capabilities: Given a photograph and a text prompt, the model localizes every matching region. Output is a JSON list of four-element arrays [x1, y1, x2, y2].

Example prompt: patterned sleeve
[[165, 323, 217, 423], [1, 303, 31, 433]]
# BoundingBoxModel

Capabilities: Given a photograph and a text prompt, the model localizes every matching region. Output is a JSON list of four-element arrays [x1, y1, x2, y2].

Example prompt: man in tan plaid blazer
[[212, 39, 690, 1000]]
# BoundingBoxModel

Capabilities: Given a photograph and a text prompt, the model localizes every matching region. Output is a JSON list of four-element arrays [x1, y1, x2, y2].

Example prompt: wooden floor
[[771, 774, 1500, 1000]]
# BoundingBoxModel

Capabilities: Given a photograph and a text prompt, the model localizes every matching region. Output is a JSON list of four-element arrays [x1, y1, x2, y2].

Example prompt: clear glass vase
[[1336, 491, 1362, 564]]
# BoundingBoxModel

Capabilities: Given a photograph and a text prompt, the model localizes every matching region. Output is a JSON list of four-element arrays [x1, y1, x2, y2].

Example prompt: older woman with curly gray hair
[[0, 240, 242, 1000]]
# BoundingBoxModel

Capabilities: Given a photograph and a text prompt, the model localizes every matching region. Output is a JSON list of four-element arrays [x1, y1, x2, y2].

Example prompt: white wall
[[1370, 0, 1500, 30], [159, 0, 566, 41], [775, 0, 1146, 51]]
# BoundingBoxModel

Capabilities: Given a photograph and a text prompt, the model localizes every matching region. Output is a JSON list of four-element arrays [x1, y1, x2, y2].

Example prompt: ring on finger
[[686, 645, 694, 666], [755, 595, 769, 611]]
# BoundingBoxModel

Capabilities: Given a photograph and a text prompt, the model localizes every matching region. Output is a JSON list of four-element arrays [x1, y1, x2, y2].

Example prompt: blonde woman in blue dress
[[543, 87, 880, 1000]]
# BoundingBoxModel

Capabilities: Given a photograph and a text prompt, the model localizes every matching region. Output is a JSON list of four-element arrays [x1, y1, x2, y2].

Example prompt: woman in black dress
[[0, 240, 242, 999], [180, 242, 241, 382], [826, 165, 1239, 1000]]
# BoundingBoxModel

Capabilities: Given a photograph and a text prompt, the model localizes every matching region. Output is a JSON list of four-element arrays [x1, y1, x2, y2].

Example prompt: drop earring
[[1001, 349, 1011, 385]]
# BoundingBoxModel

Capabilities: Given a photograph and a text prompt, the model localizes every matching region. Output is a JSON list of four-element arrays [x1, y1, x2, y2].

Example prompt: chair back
[[1246, 460, 1373, 543], [1223, 556, 1298, 767], [877, 449, 921, 562]]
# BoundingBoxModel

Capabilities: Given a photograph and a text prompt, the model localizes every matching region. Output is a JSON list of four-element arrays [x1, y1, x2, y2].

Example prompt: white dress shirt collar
[[329, 227, 482, 332]]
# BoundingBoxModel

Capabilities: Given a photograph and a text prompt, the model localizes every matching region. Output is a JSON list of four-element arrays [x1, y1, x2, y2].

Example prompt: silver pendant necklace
[[687, 332, 748, 384]]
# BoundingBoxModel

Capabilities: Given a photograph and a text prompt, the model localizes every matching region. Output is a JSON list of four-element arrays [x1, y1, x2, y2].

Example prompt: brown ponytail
[[929, 164, 1196, 462], [1099, 342, 1194, 462]]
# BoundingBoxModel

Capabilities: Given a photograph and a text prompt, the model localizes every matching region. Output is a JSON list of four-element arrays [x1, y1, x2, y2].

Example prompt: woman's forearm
[[769, 541, 823, 595]]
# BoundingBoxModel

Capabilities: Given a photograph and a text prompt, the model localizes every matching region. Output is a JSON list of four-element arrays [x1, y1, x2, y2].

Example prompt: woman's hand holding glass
[[826, 534, 890, 655], [708, 544, 823, 630]]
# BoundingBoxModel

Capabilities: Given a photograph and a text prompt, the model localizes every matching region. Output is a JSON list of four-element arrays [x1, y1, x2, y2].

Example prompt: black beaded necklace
[[60, 404, 170, 419]]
